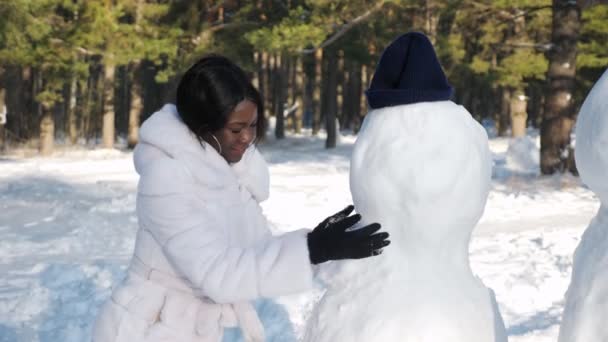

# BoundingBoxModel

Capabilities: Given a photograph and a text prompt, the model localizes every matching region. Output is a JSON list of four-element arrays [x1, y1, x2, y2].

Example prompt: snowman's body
[[304, 101, 507, 342], [559, 69, 608, 342]]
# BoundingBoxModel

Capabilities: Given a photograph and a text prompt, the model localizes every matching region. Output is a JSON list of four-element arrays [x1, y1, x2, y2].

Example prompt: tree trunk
[[67, 77, 78, 144], [252, 52, 260, 90], [325, 48, 339, 149], [39, 103, 54, 156], [471, 81, 482, 121], [312, 49, 323, 135], [540, 0, 581, 174], [0, 84, 5, 151], [497, 87, 511, 136], [356, 64, 370, 133], [0, 125, 4, 152], [27, 67, 37, 140], [289, 56, 298, 132], [253, 51, 267, 140], [102, 62, 116, 149], [141, 59, 158, 124], [336, 50, 344, 125], [425, 0, 439, 44], [482, 82, 496, 123], [269, 54, 277, 119], [285, 56, 294, 131], [303, 52, 314, 130], [274, 54, 286, 139], [114, 65, 129, 138], [32, 68, 43, 141], [320, 53, 329, 132], [460, 89, 471, 115], [351, 62, 363, 132], [528, 82, 544, 128], [340, 59, 351, 129], [510, 91, 528, 138], [263, 52, 271, 118], [258, 52, 268, 119], [82, 58, 94, 142], [128, 62, 143, 148], [6, 66, 35, 142], [87, 55, 104, 142], [294, 57, 304, 133], [4, 67, 18, 141]]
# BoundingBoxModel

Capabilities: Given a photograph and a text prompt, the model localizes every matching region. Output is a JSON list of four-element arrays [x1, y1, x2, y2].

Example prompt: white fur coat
[[93, 104, 313, 342]]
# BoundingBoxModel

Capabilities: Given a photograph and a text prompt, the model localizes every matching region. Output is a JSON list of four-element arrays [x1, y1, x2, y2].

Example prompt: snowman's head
[[575, 69, 608, 203], [350, 101, 492, 240]]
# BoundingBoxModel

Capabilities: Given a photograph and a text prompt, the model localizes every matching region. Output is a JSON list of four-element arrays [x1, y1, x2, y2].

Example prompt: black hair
[[176, 54, 265, 145]]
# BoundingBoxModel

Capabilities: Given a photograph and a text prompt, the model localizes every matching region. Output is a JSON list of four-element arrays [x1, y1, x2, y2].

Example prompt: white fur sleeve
[[136, 163, 313, 303]]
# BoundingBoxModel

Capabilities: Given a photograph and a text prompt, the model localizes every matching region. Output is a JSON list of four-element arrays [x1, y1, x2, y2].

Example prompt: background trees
[[0, 0, 606, 174]]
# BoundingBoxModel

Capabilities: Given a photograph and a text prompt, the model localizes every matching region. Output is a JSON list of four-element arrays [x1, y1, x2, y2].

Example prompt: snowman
[[558, 68, 608, 342], [304, 32, 507, 342]]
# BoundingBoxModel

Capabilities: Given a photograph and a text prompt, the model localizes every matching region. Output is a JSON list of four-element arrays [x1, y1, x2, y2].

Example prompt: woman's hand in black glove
[[307, 205, 390, 265]]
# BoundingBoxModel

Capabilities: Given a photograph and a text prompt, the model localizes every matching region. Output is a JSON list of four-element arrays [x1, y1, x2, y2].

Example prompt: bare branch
[[301, 1, 386, 55], [512, 5, 553, 19], [467, 1, 552, 23], [577, 0, 608, 8], [192, 21, 259, 45], [49, 38, 96, 56], [207, 0, 226, 13], [492, 41, 553, 51]]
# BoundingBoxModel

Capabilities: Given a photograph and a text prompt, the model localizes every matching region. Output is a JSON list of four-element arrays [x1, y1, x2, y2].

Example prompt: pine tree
[[540, 0, 581, 174]]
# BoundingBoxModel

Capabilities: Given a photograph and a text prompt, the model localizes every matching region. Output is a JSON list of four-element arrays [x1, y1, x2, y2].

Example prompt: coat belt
[[129, 256, 266, 342]]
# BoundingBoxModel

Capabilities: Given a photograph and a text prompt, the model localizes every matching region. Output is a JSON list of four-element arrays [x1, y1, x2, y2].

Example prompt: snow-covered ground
[[0, 131, 599, 342]]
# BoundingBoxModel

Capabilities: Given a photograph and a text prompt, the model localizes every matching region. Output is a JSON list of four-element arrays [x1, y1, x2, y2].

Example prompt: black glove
[[307, 205, 391, 265]]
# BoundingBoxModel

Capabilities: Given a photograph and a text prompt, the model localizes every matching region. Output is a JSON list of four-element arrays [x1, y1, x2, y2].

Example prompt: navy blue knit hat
[[365, 32, 453, 109]]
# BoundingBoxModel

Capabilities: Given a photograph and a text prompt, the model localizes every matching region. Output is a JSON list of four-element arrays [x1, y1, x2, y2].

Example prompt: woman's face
[[212, 99, 258, 163]]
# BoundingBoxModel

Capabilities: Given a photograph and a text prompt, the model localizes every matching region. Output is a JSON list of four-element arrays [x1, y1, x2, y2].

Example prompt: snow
[[558, 68, 608, 342], [0, 127, 599, 342], [505, 135, 540, 176], [306, 101, 506, 342]]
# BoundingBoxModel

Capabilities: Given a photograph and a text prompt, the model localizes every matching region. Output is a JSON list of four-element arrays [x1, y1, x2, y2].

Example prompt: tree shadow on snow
[[507, 301, 562, 336], [36, 262, 126, 342], [0, 176, 134, 341], [258, 135, 353, 168], [0, 175, 137, 243], [0, 324, 19, 342], [0, 157, 25, 163], [223, 299, 297, 342]]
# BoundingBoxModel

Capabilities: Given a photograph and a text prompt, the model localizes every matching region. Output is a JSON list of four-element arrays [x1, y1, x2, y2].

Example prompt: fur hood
[[133, 104, 269, 202]]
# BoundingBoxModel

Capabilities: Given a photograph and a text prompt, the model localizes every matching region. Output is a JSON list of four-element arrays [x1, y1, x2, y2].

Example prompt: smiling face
[[209, 99, 258, 163]]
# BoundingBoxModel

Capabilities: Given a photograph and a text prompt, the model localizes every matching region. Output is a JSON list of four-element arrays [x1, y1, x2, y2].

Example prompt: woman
[[92, 55, 390, 342]]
